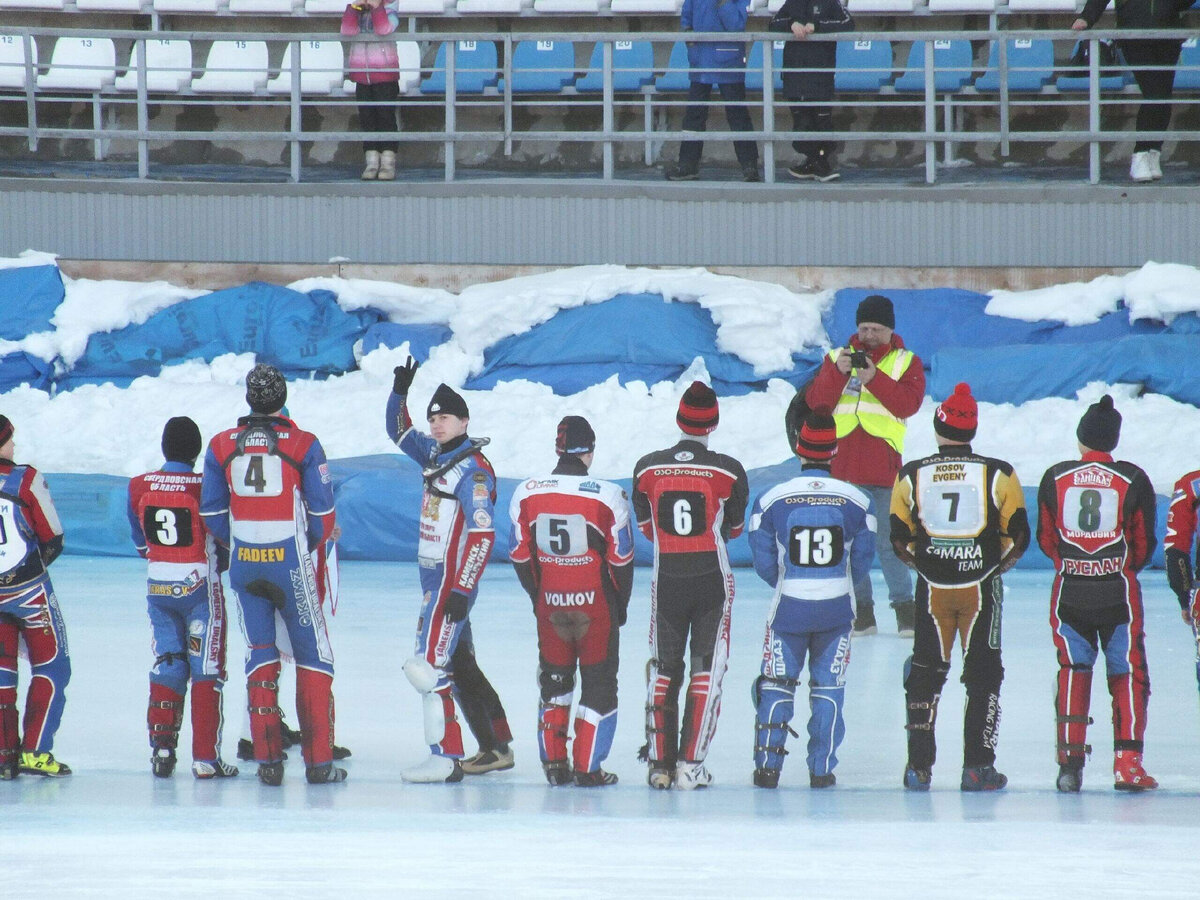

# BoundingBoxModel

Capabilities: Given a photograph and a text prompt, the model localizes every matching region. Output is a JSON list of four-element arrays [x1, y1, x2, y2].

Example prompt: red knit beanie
[[677, 382, 719, 435], [795, 407, 837, 461], [934, 382, 978, 442]]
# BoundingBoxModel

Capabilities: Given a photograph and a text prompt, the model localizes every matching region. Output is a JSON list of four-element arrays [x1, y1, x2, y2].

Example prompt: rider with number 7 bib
[[201, 364, 345, 787], [890, 383, 1028, 793], [631, 382, 748, 790]]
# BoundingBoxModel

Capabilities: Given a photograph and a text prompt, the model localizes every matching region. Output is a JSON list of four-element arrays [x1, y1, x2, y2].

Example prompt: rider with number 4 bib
[[632, 382, 749, 790], [890, 383, 1028, 793], [1038, 395, 1158, 793], [201, 364, 344, 787]]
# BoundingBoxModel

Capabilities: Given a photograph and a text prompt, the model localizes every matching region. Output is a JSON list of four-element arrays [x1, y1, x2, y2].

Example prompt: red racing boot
[[1113, 750, 1158, 792]]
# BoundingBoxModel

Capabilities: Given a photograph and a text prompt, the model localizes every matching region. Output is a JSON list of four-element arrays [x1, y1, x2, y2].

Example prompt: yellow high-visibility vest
[[827, 346, 916, 454]]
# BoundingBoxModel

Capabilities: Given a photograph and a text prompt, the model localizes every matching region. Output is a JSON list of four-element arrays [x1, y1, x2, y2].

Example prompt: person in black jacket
[[1072, 0, 1191, 182], [769, 0, 853, 182]]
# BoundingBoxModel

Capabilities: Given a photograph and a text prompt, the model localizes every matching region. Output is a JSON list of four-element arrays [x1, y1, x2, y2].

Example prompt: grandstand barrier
[[0, 25, 1197, 183]]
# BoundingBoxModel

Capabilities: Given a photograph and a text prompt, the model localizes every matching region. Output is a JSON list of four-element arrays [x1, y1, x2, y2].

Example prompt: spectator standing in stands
[[769, 0, 853, 182], [342, 0, 401, 181], [806, 294, 924, 637], [666, 0, 762, 182], [1072, 0, 1189, 183]]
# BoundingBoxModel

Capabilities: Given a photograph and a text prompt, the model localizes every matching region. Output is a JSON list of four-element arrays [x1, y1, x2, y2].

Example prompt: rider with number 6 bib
[[632, 382, 748, 790], [890, 383, 1028, 793], [201, 364, 345, 787], [1037, 394, 1158, 793], [129, 416, 236, 780]]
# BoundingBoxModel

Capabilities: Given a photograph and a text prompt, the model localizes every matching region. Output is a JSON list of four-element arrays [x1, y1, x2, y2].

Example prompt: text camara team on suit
[[6, 293, 1195, 793]]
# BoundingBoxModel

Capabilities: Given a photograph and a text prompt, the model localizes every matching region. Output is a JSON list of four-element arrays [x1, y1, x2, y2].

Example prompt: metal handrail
[[1, 26, 1196, 184]]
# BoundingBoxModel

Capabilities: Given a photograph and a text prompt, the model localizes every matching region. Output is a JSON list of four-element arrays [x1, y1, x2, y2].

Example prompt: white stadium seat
[[37, 37, 117, 92], [0, 0, 65, 9], [113, 39, 193, 93], [396, 41, 422, 93], [190, 40, 269, 94], [0, 33, 36, 91], [609, 0, 680, 11], [267, 40, 345, 95], [847, 0, 915, 10], [394, 0, 454, 11], [75, 0, 146, 10], [456, 0, 531, 11], [228, 0, 299, 11], [533, 0, 601, 11], [152, 0, 219, 12], [302, 0, 346, 11]]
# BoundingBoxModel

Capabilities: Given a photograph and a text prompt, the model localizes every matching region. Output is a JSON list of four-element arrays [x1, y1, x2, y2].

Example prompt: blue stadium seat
[[974, 39, 1054, 93], [834, 39, 894, 92], [893, 39, 974, 93], [420, 40, 500, 95], [745, 40, 783, 92], [1173, 36, 1199, 91], [498, 40, 577, 93], [576, 40, 654, 92], [1055, 40, 1131, 92], [654, 41, 692, 92]]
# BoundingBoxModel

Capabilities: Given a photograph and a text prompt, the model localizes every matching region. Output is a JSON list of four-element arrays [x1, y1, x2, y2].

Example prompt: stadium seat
[[498, 40, 577, 93], [228, 0, 298, 11], [893, 39, 974, 93], [927, 0, 994, 9], [113, 39, 193, 93], [654, 41, 692, 93], [745, 40, 783, 93], [190, 40, 270, 93], [609, 0, 681, 11], [302, 0, 349, 11], [0, 0, 64, 8], [419, 40, 499, 94], [1005, 0, 1077, 9], [974, 39, 1054, 93], [456, 0, 531, 11], [1055, 40, 1132, 92], [395, 41, 422, 93], [152, 0, 219, 11], [0, 33, 36, 91], [576, 41, 654, 93], [834, 39, 894, 92], [267, 41, 345, 95], [75, 0, 146, 10], [392, 0, 454, 11], [36, 37, 117, 92], [534, 0, 600, 10], [847, 0, 914, 11], [1173, 36, 1199, 91]]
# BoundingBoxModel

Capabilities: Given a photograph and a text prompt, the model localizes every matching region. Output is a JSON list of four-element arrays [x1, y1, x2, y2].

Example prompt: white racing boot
[[401, 754, 464, 784], [675, 760, 713, 790]]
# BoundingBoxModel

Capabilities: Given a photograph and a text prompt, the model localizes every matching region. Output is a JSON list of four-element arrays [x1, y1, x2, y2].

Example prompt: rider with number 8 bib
[[631, 382, 749, 790], [890, 383, 1028, 793], [200, 364, 344, 787], [1037, 394, 1158, 793]]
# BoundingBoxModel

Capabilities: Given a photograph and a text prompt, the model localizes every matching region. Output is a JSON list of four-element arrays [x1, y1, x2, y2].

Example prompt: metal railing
[[1, 26, 1197, 184]]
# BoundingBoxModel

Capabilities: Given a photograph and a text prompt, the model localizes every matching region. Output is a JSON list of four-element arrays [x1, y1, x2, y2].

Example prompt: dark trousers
[[678, 80, 759, 169], [788, 102, 834, 161], [1118, 39, 1183, 153], [355, 80, 400, 153]]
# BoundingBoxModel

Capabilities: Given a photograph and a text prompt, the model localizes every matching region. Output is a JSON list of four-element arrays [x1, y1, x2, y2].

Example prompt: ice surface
[[5, 559, 1200, 898]]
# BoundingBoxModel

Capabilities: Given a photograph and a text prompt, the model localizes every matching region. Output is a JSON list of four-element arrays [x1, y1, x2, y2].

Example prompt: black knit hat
[[556, 415, 596, 456], [0, 415, 12, 448], [161, 416, 202, 464], [933, 382, 978, 443], [1077, 394, 1121, 452], [795, 407, 838, 461], [245, 363, 288, 415], [427, 383, 469, 420], [677, 381, 719, 435], [856, 294, 895, 330]]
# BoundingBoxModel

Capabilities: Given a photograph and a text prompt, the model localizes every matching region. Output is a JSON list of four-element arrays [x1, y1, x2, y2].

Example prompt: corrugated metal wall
[[3, 180, 1199, 267]]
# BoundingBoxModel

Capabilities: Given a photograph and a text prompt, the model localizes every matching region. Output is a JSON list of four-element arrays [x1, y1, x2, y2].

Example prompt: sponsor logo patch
[[674, 451, 695, 462], [473, 509, 492, 528]]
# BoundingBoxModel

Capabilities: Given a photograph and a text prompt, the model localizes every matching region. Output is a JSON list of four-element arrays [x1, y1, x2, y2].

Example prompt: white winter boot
[[1147, 149, 1162, 180], [401, 754, 464, 783], [1129, 151, 1153, 183], [377, 149, 396, 181], [360, 150, 381, 180]]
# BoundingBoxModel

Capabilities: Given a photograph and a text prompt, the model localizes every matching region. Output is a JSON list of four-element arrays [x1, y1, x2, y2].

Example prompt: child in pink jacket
[[341, 0, 400, 180]]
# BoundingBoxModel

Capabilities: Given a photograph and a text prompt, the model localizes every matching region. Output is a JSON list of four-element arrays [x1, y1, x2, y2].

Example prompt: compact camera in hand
[[848, 349, 868, 369]]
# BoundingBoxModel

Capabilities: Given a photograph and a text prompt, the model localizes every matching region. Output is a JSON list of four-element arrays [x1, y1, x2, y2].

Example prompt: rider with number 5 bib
[[201, 364, 344, 787], [631, 382, 748, 790], [890, 383, 1028, 793], [1037, 394, 1158, 793]]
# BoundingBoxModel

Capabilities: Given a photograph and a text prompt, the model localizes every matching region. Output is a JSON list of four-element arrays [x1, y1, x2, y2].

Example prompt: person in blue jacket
[[748, 407, 875, 789], [666, 0, 761, 182]]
